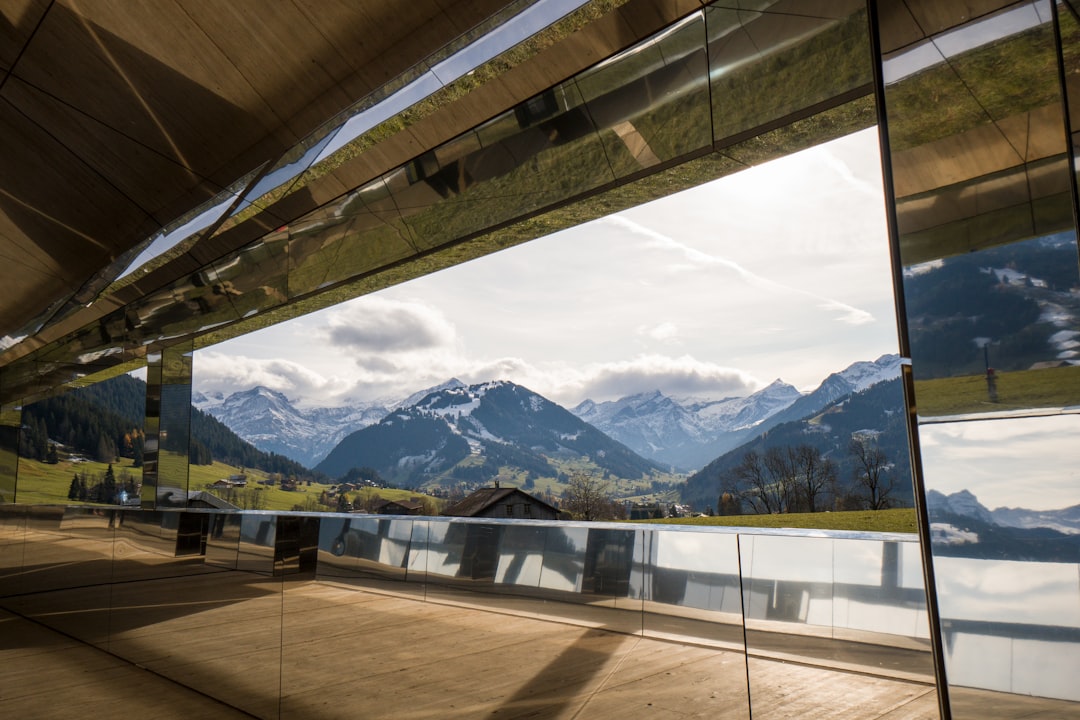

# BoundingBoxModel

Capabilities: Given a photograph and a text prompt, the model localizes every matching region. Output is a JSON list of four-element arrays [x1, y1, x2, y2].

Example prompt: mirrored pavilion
[[1, 1, 1078, 718]]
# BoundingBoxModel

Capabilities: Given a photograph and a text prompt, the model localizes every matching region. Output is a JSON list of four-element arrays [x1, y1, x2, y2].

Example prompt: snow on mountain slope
[[315, 380, 661, 482], [572, 379, 802, 471], [572, 355, 900, 471], [201, 386, 388, 468]]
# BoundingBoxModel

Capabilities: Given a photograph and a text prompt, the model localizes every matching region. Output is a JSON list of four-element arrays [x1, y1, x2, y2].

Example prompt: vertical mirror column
[[0, 404, 19, 503], [1058, 1, 1080, 218], [141, 341, 194, 509], [873, 1, 1080, 717]]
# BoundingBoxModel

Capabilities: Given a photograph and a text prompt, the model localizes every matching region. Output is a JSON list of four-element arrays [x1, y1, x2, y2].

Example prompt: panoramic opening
[[11, 126, 914, 533]]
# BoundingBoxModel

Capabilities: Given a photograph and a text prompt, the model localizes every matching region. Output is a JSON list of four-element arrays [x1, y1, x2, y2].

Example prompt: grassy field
[[914, 365, 1080, 417], [634, 508, 919, 534], [13, 457, 443, 513]]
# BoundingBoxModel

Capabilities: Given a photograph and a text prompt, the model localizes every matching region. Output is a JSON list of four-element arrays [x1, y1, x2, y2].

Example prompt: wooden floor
[[0, 607, 253, 719], [0, 573, 941, 719]]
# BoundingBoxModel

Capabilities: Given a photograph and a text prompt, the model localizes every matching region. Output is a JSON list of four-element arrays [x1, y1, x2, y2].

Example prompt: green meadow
[[634, 507, 919, 534]]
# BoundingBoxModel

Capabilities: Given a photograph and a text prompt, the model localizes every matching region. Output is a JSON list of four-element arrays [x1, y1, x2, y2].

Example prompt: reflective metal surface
[[0, 0, 879, 408], [1062, 1, 1080, 211], [154, 342, 193, 508], [878, 0, 1080, 415], [708, 0, 872, 143], [238, 513, 278, 575], [0, 505, 938, 718], [740, 533, 933, 682], [918, 414, 1080, 715], [0, 405, 18, 503], [643, 528, 744, 649]]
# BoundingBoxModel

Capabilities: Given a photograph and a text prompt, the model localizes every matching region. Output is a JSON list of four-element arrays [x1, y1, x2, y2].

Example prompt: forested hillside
[[682, 378, 912, 511], [21, 374, 315, 479]]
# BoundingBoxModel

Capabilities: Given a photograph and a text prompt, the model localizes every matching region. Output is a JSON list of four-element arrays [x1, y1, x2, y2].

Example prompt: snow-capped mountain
[[390, 378, 467, 410], [681, 375, 911, 509], [928, 489, 1080, 536], [682, 379, 805, 434], [926, 488, 1080, 561], [199, 386, 389, 468], [573, 356, 900, 471], [315, 380, 662, 484], [733, 353, 901, 445], [572, 379, 801, 471]]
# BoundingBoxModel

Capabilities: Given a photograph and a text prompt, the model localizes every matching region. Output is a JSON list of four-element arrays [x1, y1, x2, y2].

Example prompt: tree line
[[66, 464, 137, 504], [21, 374, 320, 482], [720, 438, 895, 515]]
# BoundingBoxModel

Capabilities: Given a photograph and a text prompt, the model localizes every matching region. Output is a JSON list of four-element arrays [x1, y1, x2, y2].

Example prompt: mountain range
[[928, 489, 1080, 562], [680, 372, 912, 509], [196, 353, 906, 506], [572, 354, 900, 470], [314, 380, 662, 487], [195, 387, 390, 468]]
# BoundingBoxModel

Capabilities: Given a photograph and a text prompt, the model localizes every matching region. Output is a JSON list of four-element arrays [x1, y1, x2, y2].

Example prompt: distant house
[[442, 485, 559, 521], [372, 498, 425, 516], [212, 474, 247, 488]]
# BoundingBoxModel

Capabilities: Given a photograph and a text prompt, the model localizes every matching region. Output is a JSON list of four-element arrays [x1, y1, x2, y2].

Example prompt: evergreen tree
[[68, 473, 80, 501], [35, 416, 49, 460], [100, 464, 117, 504], [96, 432, 116, 463], [46, 443, 59, 464]]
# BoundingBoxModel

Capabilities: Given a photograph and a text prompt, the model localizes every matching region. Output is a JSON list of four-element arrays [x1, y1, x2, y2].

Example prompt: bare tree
[[726, 445, 835, 514], [562, 472, 615, 521], [849, 437, 895, 510], [726, 448, 793, 514], [791, 444, 837, 513]]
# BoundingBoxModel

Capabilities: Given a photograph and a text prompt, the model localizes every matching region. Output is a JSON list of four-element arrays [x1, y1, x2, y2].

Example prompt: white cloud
[[606, 214, 877, 328], [576, 355, 760, 402], [194, 351, 352, 405], [638, 321, 680, 342], [323, 296, 456, 353]]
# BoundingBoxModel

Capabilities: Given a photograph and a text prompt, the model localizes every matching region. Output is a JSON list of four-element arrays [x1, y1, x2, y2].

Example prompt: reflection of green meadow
[[915, 365, 1080, 417], [635, 507, 918, 534], [13, 457, 445, 513], [15, 456, 142, 506]]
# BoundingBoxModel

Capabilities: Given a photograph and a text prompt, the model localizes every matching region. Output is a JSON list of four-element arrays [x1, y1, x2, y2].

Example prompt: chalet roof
[[441, 487, 558, 518], [187, 491, 239, 510], [379, 498, 424, 510]]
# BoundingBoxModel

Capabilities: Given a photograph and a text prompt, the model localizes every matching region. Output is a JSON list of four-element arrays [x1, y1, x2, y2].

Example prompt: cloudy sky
[[193, 127, 900, 409]]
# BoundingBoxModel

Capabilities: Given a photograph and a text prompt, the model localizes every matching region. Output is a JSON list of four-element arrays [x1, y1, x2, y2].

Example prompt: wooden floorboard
[[1, 577, 943, 719]]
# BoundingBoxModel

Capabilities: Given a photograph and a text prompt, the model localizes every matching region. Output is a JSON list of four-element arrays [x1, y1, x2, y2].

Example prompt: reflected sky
[[918, 414, 1080, 510], [883, 1, 1051, 83], [935, 556, 1080, 626], [654, 532, 738, 573]]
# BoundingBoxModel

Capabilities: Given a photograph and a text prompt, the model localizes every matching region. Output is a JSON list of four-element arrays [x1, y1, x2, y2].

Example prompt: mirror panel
[[237, 513, 277, 575], [879, 0, 1080, 415], [205, 511, 241, 570], [643, 528, 744, 649], [3, 507, 113, 646], [708, 0, 871, 143], [0, 503, 26, 590], [0, 405, 18, 503], [918, 414, 1080, 715]]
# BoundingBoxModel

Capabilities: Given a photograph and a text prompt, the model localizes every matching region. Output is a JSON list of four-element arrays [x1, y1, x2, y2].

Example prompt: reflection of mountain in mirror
[[928, 489, 1080, 562], [905, 232, 1080, 417]]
